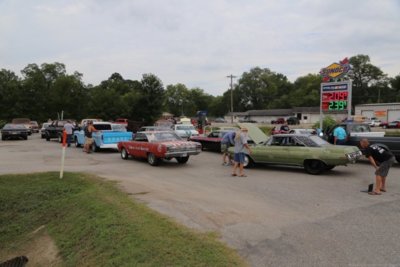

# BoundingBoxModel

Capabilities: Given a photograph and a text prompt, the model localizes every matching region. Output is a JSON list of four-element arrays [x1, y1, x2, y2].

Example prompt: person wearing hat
[[232, 127, 252, 177]]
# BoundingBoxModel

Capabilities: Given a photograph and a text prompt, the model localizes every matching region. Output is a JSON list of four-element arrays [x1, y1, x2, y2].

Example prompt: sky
[[1, 0, 399, 96]]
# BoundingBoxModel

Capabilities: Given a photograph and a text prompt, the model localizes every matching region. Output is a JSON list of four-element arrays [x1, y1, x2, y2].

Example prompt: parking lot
[[1, 134, 400, 266]]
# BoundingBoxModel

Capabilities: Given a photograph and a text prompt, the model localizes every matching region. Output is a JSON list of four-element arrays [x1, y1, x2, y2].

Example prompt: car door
[[252, 136, 290, 164], [129, 133, 149, 158]]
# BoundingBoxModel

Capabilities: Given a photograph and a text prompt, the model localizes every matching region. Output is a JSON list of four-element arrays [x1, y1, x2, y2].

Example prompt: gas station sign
[[321, 82, 350, 112]]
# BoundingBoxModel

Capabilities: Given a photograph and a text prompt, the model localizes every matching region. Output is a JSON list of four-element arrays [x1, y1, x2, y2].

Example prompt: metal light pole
[[227, 75, 236, 124]]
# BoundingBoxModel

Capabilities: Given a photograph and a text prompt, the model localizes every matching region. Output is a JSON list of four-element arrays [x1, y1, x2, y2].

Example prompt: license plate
[[182, 153, 187, 157], [11, 132, 17, 134]]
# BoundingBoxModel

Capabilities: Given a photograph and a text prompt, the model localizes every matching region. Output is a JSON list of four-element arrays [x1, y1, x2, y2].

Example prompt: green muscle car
[[230, 123, 362, 175]]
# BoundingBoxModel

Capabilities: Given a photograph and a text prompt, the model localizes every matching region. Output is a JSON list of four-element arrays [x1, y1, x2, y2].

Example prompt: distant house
[[225, 107, 347, 124]]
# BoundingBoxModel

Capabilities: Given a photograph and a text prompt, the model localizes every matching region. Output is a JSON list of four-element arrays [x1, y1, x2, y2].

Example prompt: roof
[[247, 109, 293, 116], [292, 106, 320, 113], [355, 102, 400, 107]]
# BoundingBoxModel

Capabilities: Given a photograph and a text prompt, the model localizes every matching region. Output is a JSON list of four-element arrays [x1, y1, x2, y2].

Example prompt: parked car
[[364, 117, 382, 127], [1, 124, 30, 140], [118, 131, 202, 166], [29, 121, 40, 133], [213, 117, 227, 123], [228, 126, 362, 175], [289, 128, 317, 135], [114, 118, 128, 128], [271, 118, 286, 124], [189, 130, 236, 152], [79, 118, 102, 127], [138, 126, 172, 132], [40, 122, 51, 138], [45, 120, 78, 142], [325, 123, 400, 163], [239, 119, 257, 123], [271, 125, 290, 135], [74, 122, 133, 152], [380, 121, 388, 128], [11, 118, 32, 135], [173, 124, 199, 139], [387, 120, 400, 129], [286, 117, 300, 125]]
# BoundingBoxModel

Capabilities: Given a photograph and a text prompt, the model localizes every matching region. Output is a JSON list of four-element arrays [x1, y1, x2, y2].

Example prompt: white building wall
[[355, 103, 400, 121]]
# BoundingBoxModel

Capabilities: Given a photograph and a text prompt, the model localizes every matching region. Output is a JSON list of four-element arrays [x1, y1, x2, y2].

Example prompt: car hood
[[237, 123, 268, 144]]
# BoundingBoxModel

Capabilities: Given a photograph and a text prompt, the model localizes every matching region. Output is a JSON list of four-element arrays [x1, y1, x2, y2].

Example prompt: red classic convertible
[[117, 131, 202, 166]]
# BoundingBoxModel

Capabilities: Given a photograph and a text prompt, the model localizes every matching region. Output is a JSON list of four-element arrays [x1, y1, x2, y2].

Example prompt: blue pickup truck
[[74, 122, 133, 152]]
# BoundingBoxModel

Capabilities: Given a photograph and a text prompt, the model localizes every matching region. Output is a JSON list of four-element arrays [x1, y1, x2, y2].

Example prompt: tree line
[[0, 54, 399, 124]]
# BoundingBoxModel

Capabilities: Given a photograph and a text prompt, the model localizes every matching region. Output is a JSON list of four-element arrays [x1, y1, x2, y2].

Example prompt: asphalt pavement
[[1, 134, 400, 267]]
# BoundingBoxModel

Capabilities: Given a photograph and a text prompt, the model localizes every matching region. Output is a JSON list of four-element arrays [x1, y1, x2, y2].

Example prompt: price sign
[[321, 82, 351, 112]]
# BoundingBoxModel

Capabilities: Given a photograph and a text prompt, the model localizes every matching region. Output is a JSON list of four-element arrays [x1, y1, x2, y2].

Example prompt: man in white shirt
[[63, 120, 74, 147]]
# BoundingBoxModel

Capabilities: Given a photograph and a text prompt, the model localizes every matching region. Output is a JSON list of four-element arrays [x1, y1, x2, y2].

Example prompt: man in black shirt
[[360, 139, 395, 195]]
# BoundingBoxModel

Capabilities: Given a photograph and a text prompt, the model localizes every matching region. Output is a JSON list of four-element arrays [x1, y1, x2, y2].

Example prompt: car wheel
[[121, 148, 129, 160], [75, 138, 81, 148], [304, 160, 327, 175], [58, 135, 62, 143], [395, 156, 400, 164], [176, 156, 189, 164], [147, 153, 159, 166], [92, 143, 99, 152], [325, 165, 335, 171], [243, 154, 254, 168], [23, 136, 28, 140], [1, 136, 5, 141]]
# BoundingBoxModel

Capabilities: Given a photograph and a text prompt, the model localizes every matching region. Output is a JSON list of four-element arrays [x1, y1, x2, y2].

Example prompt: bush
[[313, 116, 337, 133]]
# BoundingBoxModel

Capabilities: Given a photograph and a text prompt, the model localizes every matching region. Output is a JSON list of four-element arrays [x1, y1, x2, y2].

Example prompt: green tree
[[88, 73, 128, 120], [0, 69, 21, 120], [138, 73, 165, 124], [348, 55, 387, 105], [164, 83, 190, 116], [289, 74, 322, 107], [235, 67, 292, 110], [186, 88, 214, 117]]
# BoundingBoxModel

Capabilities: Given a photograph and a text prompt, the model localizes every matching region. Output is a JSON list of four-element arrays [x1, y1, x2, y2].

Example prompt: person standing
[[83, 121, 98, 153], [333, 126, 347, 145], [63, 120, 74, 147], [232, 127, 252, 177], [360, 139, 395, 195], [221, 131, 235, 166]]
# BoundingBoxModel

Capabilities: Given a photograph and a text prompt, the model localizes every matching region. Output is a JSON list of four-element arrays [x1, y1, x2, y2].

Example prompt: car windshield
[[111, 124, 127, 132], [306, 135, 331, 146], [93, 124, 112, 131], [147, 132, 181, 142], [176, 125, 195, 131], [3, 124, 27, 130]]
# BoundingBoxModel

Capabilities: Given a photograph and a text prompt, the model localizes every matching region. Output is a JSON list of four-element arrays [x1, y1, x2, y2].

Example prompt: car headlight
[[346, 151, 363, 162]]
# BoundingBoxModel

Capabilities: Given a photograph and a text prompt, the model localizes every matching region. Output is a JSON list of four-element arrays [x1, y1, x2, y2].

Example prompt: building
[[225, 107, 347, 124], [355, 103, 400, 122]]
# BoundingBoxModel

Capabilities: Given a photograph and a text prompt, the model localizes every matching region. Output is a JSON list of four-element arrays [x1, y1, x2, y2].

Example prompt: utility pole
[[227, 75, 236, 124]]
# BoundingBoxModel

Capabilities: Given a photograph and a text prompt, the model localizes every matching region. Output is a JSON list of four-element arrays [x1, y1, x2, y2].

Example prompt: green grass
[[385, 130, 400, 137], [0, 172, 246, 267]]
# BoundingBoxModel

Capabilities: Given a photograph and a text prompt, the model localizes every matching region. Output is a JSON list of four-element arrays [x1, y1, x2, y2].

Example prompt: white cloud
[[1, 0, 399, 95]]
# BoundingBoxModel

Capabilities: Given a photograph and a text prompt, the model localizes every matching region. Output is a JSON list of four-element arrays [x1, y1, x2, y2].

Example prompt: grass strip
[[0, 172, 246, 266]]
